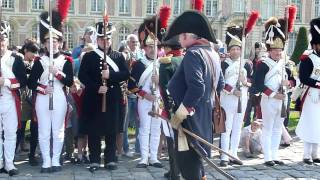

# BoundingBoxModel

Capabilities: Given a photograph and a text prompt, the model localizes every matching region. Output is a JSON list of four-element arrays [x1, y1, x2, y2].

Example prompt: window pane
[[291, 0, 301, 20], [316, 0, 320, 17]]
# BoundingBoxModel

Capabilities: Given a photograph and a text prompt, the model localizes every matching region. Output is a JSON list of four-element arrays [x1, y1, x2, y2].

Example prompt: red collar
[[167, 50, 182, 57]]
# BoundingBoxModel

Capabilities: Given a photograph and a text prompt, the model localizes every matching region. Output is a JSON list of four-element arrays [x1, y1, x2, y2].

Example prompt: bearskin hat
[[264, 17, 286, 50], [225, 25, 243, 50], [310, 18, 320, 45], [39, 10, 63, 44]]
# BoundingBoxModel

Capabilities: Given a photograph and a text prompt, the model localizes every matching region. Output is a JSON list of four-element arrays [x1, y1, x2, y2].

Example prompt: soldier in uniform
[[78, 22, 129, 171], [296, 17, 320, 165], [220, 25, 252, 167], [254, 17, 295, 166], [159, 35, 183, 179], [28, 10, 74, 173], [128, 15, 163, 168], [164, 11, 221, 180], [0, 20, 27, 176]]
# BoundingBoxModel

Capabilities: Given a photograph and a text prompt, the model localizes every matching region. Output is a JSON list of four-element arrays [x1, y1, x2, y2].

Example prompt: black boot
[[29, 155, 39, 166], [8, 169, 18, 176]]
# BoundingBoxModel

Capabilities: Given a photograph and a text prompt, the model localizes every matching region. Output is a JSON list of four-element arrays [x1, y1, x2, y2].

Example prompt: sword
[[153, 113, 243, 164], [189, 143, 235, 180]]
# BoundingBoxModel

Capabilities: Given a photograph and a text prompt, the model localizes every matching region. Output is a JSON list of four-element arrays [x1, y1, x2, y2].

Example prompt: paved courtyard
[[2, 135, 319, 180]]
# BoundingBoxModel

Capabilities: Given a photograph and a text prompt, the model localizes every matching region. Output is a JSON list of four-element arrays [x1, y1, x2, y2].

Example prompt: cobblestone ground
[[2, 135, 319, 180]]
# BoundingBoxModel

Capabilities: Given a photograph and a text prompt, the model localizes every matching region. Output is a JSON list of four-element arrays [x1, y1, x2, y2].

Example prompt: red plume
[[194, 0, 204, 12], [287, 5, 297, 33], [159, 5, 171, 29], [245, 10, 260, 35], [57, 0, 72, 21]]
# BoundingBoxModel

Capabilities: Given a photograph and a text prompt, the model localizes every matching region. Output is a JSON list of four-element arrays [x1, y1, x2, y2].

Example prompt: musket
[[280, 1, 296, 118], [148, 13, 159, 118], [236, 0, 247, 113], [101, 1, 109, 112], [48, 0, 54, 110], [0, 0, 3, 96]]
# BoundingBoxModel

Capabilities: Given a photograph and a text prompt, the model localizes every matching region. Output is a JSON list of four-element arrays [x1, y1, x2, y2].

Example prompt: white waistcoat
[[0, 50, 15, 100], [39, 55, 66, 90], [224, 58, 247, 87], [263, 57, 283, 92]]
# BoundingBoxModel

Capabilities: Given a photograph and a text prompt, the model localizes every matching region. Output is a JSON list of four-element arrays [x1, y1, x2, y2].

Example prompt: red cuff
[[263, 88, 274, 96], [137, 90, 147, 97], [161, 110, 169, 119], [36, 84, 47, 95], [55, 71, 66, 81], [224, 84, 233, 92], [9, 78, 20, 90], [186, 107, 195, 115]]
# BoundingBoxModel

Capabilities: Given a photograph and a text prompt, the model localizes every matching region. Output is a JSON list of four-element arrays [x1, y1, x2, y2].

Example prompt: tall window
[[233, 0, 244, 12], [261, 0, 275, 19], [146, 0, 158, 15], [69, 0, 75, 12], [291, 0, 301, 20], [174, 0, 184, 15], [315, 0, 320, 17], [119, 0, 130, 14], [205, 0, 218, 17], [31, 24, 39, 41], [2, 0, 14, 9], [64, 24, 74, 50], [288, 32, 297, 56], [119, 26, 129, 43], [32, 0, 44, 10], [9, 25, 14, 46], [91, 0, 103, 12]]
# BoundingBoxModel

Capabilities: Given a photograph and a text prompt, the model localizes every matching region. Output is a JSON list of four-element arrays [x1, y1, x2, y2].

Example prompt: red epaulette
[[65, 55, 73, 63], [34, 56, 41, 61], [300, 54, 309, 62]]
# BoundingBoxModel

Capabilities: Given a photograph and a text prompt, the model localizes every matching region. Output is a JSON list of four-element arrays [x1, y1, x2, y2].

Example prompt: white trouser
[[261, 96, 284, 162], [0, 97, 18, 171], [303, 142, 319, 159], [36, 92, 67, 168], [220, 93, 247, 161], [138, 99, 161, 163]]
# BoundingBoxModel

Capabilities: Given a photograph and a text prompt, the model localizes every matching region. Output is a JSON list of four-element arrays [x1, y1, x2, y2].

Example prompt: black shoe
[[313, 158, 320, 163], [81, 156, 90, 164], [274, 160, 285, 165], [230, 159, 243, 165], [29, 156, 39, 166], [136, 163, 147, 168], [303, 159, 314, 165], [8, 169, 18, 176], [105, 162, 118, 170], [0, 168, 7, 174], [149, 162, 163, 168], [264, 161, 275, 166], [89, 165, 99, 173], [40, 167, 51, 173], [51, 166, 62, 172], [220, 160, 228, 167]]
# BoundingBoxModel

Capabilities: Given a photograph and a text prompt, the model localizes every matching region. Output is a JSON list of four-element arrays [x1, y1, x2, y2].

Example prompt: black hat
[[264, 17, 286, 50], [0, 20, 10, 39], [161, 35, 181, 49], [225, 25, 243, 50], [310, 18, 320, 45], [96, 22, 115, 39], [39, 10, 63, 44], [164, 10, 216, 43]]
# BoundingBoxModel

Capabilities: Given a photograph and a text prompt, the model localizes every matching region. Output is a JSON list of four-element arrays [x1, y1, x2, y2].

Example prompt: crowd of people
[[1, 1, 320, 180]]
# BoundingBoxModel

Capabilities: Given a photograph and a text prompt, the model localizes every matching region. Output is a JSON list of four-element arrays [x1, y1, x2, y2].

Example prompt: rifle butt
[[237, 98, 242, 113]]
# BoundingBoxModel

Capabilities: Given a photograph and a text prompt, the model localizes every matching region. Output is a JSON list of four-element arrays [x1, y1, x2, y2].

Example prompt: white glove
[[177, 127, 189, 151], [309, 88, 319, 103], [170, 103, 189, 129]]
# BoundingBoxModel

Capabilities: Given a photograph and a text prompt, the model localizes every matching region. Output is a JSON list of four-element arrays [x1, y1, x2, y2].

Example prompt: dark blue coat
[[168, 45, 222, 156]]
